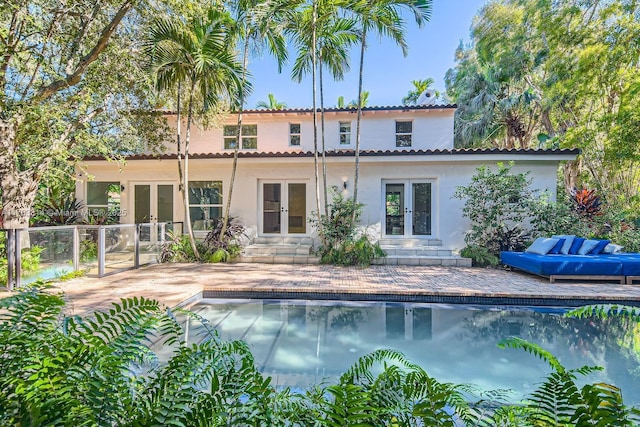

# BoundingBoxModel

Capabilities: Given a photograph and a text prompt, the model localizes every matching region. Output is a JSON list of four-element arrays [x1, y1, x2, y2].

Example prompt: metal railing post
[[72, 226, 80, 271], [6, 229, 15, 290], [15, 229, 21, 289], [98, 226, 105, 277], [134, 224, 140, 269]]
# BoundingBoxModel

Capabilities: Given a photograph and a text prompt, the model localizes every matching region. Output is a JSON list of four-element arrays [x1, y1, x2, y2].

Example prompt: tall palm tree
[[219, 0, 290, 240], [347, 0, 433, 207], [145, 8, 245, 259], [256, 93, 288, 109], [346, 90, 369, 108], [402, 77, 439, 104], [291, 6, 359, 217]]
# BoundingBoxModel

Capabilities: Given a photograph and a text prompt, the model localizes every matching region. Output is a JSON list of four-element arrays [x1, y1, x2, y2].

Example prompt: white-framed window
[[188, 181, 223, 230], [86, 181, 121, 222], [339, 121, 351, 145], [395, 120, 413, 147], [289, 123, 301, 146], [223, 124, 258, 150]]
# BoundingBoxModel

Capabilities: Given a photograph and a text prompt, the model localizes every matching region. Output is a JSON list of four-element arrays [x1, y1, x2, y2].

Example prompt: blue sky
[[245, 0, 488, 109]]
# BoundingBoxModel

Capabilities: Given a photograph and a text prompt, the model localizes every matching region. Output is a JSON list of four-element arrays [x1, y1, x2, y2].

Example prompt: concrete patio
[[17, 262, 640, 315]]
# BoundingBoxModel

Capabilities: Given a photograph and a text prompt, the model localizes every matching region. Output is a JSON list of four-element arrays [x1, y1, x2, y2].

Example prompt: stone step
[[232, 255, 321, 265], [373, 256, 472, 267], [243, 243, 312, 256], [380, 246, 452, 257], [252, 236, 315, 245], [378, 238, 442, 247]]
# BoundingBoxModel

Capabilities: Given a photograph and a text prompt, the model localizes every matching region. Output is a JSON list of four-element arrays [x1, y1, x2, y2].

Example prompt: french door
[[383, 180, 433, 237], [260, 180, 308, 235], [133, 182, 174, 241]]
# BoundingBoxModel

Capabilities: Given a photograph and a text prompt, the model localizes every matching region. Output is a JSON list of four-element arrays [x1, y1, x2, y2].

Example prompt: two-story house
[[77, 104, 578, 264]]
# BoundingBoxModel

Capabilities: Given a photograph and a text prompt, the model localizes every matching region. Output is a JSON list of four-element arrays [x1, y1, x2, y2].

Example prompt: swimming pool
[[185, 299, 640, 404]]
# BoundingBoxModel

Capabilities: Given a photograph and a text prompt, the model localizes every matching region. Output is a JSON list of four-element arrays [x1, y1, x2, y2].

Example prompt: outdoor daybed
[[500, 236, 640, 284]]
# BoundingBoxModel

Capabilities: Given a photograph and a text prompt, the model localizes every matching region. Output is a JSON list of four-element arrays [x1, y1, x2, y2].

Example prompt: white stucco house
[[76, 103, 578, 264]]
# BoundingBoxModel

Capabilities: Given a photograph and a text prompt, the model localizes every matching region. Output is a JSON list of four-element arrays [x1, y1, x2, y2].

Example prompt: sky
[[245, 0, 488, 109]]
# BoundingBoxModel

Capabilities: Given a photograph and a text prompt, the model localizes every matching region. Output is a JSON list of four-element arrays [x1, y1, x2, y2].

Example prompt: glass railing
[[2, 222, 183, 289]]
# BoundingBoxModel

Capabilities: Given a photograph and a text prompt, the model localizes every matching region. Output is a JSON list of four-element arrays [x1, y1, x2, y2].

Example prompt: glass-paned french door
[[133, 182, 174, 241], [261, 180, 307, 235], [383, 180, 433, 237]]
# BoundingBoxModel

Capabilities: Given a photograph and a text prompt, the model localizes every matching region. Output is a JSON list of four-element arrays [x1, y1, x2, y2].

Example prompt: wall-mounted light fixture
[[120, 184, 126, 192], [343, 180, 348, 190]]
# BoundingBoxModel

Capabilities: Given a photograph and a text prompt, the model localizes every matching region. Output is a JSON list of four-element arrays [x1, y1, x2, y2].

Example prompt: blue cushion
[[552, 235, 575, 255], [500, 251, 624, 276], [548, 238, 566, 254], [578, 239, 600, 255], [526, 237, 561, 255], [589, 239, 610, 255], [569, 237, 586, 254]]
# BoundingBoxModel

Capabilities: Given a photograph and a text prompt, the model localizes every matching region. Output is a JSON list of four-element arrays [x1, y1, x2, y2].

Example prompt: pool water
[[185, 299, 640, 404]]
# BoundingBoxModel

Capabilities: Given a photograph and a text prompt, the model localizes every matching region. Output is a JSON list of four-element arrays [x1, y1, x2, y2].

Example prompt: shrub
[[460, 245, 499, 267], [454, 162, 536, 256], [311, 187, 384, 266]]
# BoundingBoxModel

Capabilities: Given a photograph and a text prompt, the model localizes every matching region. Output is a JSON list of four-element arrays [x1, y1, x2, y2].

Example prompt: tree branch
[[34, 0, 137, 102]]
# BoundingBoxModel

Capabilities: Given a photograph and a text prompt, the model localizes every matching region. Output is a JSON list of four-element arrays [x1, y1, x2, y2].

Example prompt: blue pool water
[[185, 299, 640, 404]]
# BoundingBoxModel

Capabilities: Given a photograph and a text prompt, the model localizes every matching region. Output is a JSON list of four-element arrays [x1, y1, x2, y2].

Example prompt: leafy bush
[[310, 187, 385, 266], [160, 230, 206, 262], [80, 239, 98, 262], [460, 245, 499, 267], [0, 246, 42, 284], [454, 162, 536, 256], [1, 287, 639, 426]]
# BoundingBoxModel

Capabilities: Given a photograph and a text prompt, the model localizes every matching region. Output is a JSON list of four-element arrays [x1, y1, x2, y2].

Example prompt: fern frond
[[498, 337, 566, 373]]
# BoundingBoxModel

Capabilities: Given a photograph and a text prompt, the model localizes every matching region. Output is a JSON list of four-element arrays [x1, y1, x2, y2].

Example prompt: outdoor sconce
[[120, 184, 126, 192], [343, 180, 348, 190]]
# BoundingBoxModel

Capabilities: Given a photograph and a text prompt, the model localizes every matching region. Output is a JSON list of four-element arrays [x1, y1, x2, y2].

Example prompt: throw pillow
[[548, 238, 566, 254], [589, 239, 610, 255], [552, 234, 576, 255], [578, 239, 600, 255], [603, 243, 624, 254], [525, 237, 561, 255], [569, 237, 586, 254]]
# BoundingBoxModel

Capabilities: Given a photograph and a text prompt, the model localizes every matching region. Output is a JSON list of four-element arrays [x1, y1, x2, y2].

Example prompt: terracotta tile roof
[[83, 148, 580, 161], [159, 104, 457, 115]]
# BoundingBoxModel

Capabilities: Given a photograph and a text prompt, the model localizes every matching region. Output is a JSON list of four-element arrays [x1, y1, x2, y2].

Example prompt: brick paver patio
[[23, 263, 640, 314]]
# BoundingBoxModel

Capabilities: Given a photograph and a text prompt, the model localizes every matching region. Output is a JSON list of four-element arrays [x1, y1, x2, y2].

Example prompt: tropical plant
[[256, 93, 288, 109], [202, 216, 246, 261], [460, 244, 499, 267], [571, 187, 603, 219], [0, 246, 42, 285], [346, 90, 369, 108], [346, 0, 433, 208], [310, 187, 384, 265], [145, 7, 245, 260], [454, 162, 536, 257], [402, 77, 439, 104]]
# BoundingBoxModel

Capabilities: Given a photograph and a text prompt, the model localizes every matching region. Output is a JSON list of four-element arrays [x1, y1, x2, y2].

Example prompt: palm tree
[[337, 95, 346, 108], [145, 8, 245, 259], [256, 93, 288, 109], [291, 6, 359, 217], [219, 0, 290, 241], [346, 90, 369, 108], [402, 77, 439, 104], [347, 0, 433, 207]]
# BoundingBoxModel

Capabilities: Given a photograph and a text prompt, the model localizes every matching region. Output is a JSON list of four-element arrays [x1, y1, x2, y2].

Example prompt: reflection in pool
[[184, 299, 640, 404]]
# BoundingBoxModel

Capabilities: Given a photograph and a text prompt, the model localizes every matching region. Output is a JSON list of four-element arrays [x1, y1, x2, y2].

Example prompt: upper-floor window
[[339, 121, 351, 145], [395, 120, 412, 147], [189, 181, 223, 230], [289, 123, 301, 146], [223, 124, 257, 150], [86, 181, 121, 223]]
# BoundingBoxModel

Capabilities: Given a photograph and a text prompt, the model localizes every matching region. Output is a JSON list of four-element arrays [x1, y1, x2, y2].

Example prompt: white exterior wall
[[164, 108, 455, 154], [76, 155, 565, 251]]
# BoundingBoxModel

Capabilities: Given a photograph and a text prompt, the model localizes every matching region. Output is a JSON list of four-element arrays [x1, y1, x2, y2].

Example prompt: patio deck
[[13, 262, 640, 315]]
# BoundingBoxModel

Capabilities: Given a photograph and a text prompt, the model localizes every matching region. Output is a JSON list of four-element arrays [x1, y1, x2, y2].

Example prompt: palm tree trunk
[[175, 82, 189, 240], [184, 82, 200, 259], [311, 0, 323, 234], [220, 34, 250, 241], [353, 27, 366, 212], [319, 58, 328, 218]]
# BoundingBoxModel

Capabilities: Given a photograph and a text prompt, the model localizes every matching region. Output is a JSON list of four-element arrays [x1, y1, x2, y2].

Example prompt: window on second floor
[[395, 120, 412, 147], [339, 121, 351, 145], [289, 123, 301, 146], [223, 124, 258, 150]]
